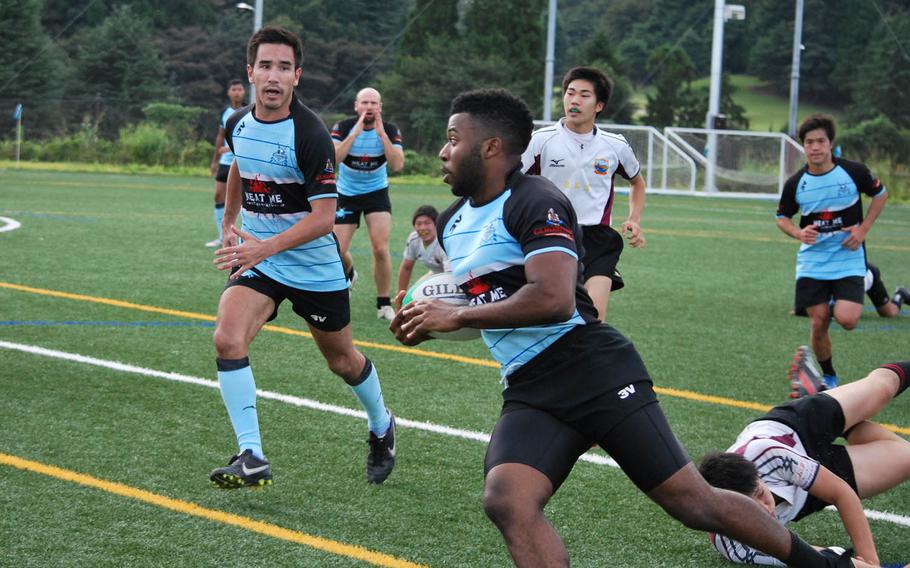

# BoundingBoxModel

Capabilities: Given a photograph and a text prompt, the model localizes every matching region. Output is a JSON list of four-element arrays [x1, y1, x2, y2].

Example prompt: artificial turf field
[[0, 168, 907, 567]]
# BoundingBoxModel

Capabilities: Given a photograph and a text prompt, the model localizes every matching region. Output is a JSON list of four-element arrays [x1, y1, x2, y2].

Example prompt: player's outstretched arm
[[374, 113, 404, 173], [211, 127, 226, 175], [621, 173, 646, 248], [777, 216, 818, 245], [810, 466, 878, 566], [333, 114, 366, 163], [396, 258, 415, 295], [843, 192, 887, 250], [221, 160, 243, 246]]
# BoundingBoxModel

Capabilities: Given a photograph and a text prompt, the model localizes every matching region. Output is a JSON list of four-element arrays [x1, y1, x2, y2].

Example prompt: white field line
[[2, 339, 908, 529], [0, 216, 22, 232]]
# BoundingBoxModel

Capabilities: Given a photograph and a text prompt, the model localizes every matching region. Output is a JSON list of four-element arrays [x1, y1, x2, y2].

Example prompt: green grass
[[0, 167, 908, 567]]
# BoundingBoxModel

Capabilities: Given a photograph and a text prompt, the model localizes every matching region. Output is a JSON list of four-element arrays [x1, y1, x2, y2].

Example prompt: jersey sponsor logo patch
[[235, 121, 246, 136], [309, 314, 327, 322], [317, 158, 336, 184], [480, 221, 497, 243], [532, 225, 574, 239], [465, 275, 491, 296], [545, 208, 565, 226], [269, 146, 289, 166], [249, 174, 270, 194], [548, 158, 566, 168], [593, 158, 610, 175]]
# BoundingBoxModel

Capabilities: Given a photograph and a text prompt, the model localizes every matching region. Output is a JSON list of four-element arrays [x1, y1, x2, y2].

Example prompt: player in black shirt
[[391, 89, 853, 568]]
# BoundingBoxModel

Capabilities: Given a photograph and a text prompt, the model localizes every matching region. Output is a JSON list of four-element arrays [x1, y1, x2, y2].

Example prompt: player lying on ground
[[700, 347, 910, 566]]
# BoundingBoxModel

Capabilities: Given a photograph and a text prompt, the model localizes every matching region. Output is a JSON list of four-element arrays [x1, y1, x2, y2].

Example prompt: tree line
[[1, 0, 907, 165]]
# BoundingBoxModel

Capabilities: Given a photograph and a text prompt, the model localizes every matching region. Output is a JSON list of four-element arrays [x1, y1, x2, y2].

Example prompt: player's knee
[[371, 242, 390, 259], [483, 489, 525, 528], [213, 329, 246, 359], [836, 316, 859, 330], [326, 353, 361, 382], [808, 317, 829, 334]]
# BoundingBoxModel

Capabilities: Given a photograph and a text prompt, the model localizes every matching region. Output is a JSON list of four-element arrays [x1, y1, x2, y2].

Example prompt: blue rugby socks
[[349, 358, 390, 436], [214, 203, 225, 241], [216, 357, 264, 459]]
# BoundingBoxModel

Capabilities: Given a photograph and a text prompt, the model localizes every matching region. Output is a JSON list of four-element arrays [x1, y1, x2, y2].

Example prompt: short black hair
[[698, 452, 760, 496], [247, 26, 303, 69], [228, 79, 245, 88], [562, 66, 613, 117], [798, 114, 836, 144], [412, 205, 439, 225], [450, 89, 534, 156]]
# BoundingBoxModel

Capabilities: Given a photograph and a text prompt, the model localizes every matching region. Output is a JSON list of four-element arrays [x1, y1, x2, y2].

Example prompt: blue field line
[[0, 320, 215, 328]]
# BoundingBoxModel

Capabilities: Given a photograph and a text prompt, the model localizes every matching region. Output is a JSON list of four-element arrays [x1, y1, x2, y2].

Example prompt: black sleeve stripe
[[224, 104, 253, 154]]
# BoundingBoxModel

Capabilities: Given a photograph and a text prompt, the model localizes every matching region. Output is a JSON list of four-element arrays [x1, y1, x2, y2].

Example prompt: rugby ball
[[402, 272, 481, 341]]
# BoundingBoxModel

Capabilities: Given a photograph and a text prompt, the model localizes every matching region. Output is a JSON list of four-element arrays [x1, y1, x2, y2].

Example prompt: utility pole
[[705, 0, 725, 194], [705, 2, 745, 193], [542, 0, 557, 121], [237, 1, 264, 104], [788, 0, 805, 138]]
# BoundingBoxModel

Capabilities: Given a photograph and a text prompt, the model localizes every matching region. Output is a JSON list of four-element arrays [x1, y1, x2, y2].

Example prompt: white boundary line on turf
[[0, 216, 22, 233], [3, 339, 909, 530]]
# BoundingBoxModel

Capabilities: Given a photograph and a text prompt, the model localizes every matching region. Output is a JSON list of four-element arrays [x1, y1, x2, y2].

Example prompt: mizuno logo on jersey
[[310, 314, 327, 322], [618, 384, 636, 399], [235, 121, 245, 136], [549, 158, 565, 167]]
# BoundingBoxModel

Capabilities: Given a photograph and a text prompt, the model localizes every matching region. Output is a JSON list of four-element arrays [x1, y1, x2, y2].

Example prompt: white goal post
[[665, 127, 806, 199]]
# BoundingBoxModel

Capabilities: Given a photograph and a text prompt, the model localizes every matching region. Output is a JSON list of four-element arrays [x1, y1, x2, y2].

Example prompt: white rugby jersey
[[402, 231, 449, 273], [521, 119, 641, 227], [711, 420, 821, 565]]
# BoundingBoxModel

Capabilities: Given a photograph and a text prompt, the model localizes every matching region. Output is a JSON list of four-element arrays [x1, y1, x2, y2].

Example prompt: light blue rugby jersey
[[438, 171, 598, 379], [330, 117, 403, 196], [225, 99, 347, 292], [777, 158, 886, 280], [218, 106, 239, 166]]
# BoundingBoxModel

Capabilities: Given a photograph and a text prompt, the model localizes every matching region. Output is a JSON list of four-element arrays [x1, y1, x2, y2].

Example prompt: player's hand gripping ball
[[402, 272, 481, 341]]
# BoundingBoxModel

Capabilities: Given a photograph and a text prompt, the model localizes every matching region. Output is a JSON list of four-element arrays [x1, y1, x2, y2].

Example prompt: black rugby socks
[[880, 361, 910, 397]]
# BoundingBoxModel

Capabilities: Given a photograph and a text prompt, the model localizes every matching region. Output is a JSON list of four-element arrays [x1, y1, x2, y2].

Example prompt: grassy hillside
[[630, 74, 843, 132]]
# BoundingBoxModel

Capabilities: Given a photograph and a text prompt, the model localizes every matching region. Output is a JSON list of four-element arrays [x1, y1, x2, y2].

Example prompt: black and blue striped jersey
[[437, 169, 598, 378], [777, 158, 886, 281], [225, 98, 347, 292], [218, 106, 239, 166], [330, 117, 402, 196]]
